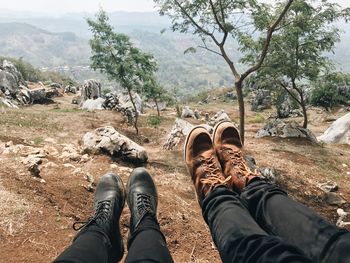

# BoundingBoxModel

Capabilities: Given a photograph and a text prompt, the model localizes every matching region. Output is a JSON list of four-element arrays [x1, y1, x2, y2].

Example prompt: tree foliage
[[245, 0, 350, 128], [154, 0, 294, 143], [87, 9, 158, 134], [311, 71, 350, 110]]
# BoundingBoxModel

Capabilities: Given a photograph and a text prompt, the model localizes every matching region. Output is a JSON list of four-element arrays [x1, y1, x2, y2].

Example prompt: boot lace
[[223, 148, 259, 178], [136, 193, 153, 216], [199, 155, 231, 190], [73, 200, 112, 231]]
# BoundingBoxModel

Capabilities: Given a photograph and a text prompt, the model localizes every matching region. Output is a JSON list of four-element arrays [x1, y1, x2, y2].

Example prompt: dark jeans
[[54, 215, 174, 263], [240, 179, 350, 263], [203, 179, 350, 263]]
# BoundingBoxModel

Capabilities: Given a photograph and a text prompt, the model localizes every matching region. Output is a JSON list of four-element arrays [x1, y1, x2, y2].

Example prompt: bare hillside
[[0, 95, 349, 262]]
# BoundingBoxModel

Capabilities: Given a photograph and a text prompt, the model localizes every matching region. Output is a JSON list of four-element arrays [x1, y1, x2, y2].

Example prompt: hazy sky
[[1, 0, 349, 15]]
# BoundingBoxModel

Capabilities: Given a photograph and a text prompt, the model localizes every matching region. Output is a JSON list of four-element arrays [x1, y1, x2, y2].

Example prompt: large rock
[[256, 119, 318, 143], [82, 126, 148, 163], [163, 118, 194, 150], [317, 113, 350, 144], [207, 110, 231, 127], [251, 89, 271, 112], [119, 92, 143, 114], [81, 79, 102, 103], [181, 106, 196, 119], [82, 98, 105, 110], [0, 60, 27, 100], [29, 88, 54, 104]]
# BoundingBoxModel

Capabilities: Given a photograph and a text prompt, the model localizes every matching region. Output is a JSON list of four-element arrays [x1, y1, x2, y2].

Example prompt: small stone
[[342, 163, 348, 168], [110, 164, 118, 169], [326, 192, 346, 206], [317, 181, 338, 193], [63, 163, 76, 169], [73, 168, 82, 175], [80, 154, 90, 163], [5, 141, 13, 147]]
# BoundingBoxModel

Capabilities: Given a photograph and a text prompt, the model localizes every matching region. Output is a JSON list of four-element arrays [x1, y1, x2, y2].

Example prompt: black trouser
[[54, 215, 174, 263], [240, 178, 350, 263], [203, 178, 350, 263]]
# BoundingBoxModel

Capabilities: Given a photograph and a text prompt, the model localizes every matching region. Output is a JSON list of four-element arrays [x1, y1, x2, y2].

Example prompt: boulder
[[0, 60, 27, 98], [29, 88, 53, 104], [65, 85, 78, 94], [49, 83, 62, 89], [82, 126, 148, 163], [277, 92, 294, 118], [207, 110, 231, 127], [251, 89, 271, 112], [145, 101, 167, 111], [256, 119, 318, 143], [225, 91, 237, 101], [81, 79, 102, 103], [103, 92, 119, 110], [117, 92, 143, 114], [82, 98, 105, 110], [181, 106, 196, 119], [163, 118, 194, 150], [317, 113, 350, 144]]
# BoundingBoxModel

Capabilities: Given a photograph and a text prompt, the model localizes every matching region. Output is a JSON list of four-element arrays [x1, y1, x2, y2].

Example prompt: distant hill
[[0, 22, 90, 67], [0, 10, 349, 96], [0, 20, 235, 96]]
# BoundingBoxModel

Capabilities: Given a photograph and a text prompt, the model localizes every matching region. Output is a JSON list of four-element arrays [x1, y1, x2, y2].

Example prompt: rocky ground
[[0, 94, 350, 263]]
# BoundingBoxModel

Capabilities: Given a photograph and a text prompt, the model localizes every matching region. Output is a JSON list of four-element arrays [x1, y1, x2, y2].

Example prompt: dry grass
[[0, 181, 31, 236]]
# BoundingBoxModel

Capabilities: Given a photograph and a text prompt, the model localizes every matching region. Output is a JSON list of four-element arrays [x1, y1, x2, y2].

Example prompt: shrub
[[310, 72, 350, 110], [147, 115, 161, 127]]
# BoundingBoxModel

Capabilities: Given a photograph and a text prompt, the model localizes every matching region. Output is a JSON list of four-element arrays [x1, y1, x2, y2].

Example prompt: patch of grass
[[0, 109, 62, 131], [247, 114, 265, 124], [32, 136, 44, 145], [50, 108, 83, 113]]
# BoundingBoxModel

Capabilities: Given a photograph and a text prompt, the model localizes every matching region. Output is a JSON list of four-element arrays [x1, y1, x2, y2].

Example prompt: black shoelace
[[136, 193, 153, 217], [73, 200, 112, 231]]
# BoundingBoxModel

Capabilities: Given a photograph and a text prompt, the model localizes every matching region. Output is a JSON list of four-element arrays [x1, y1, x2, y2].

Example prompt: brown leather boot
[[212, 121, 259, 192], [184, 126, 231, 206]]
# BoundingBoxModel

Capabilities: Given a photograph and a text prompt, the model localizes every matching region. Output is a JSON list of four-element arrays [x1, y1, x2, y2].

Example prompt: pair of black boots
[[73, 167, 157, 262]]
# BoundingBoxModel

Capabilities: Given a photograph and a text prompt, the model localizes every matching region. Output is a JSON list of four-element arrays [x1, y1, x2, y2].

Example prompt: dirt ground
[[0, 94, 350, 263]]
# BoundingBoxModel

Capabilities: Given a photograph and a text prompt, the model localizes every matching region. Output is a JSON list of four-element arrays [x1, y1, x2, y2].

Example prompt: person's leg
[[212, 121, 350, 263], [185, 126, 312, 263], [125, 168, 174, 263], [55, 173, 125, 263], [241, 178, 350, 263]]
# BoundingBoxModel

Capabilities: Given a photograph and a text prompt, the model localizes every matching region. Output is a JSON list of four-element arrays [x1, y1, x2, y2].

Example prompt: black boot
[[127, 167, 158, 235], [73, 172, 125, 263]]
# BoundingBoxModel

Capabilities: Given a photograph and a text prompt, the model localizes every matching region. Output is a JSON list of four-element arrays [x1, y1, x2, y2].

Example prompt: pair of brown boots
[[184, 121, 259, 206]]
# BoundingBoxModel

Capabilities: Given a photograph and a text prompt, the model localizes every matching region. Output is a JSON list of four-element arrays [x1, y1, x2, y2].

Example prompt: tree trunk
[[292, 80, 308, 129], [154, 97, 160, 116], [235, 80, 245, 145], [127, 88, 139, 134], [300, 93, 308, 128]]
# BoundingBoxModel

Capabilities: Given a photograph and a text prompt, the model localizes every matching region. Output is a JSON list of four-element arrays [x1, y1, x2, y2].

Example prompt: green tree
[[311, 71, 350, 110], [245, 0, 350, 128], [154, 0, 294, 144], [142, 77, 168, 116], [87, 9, 158, 134]]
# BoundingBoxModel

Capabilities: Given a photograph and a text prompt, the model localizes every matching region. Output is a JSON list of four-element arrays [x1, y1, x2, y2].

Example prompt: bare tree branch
[[173, 0, 221, 46], [241, 0, 295, 80], [209, 0, 226, 32]]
